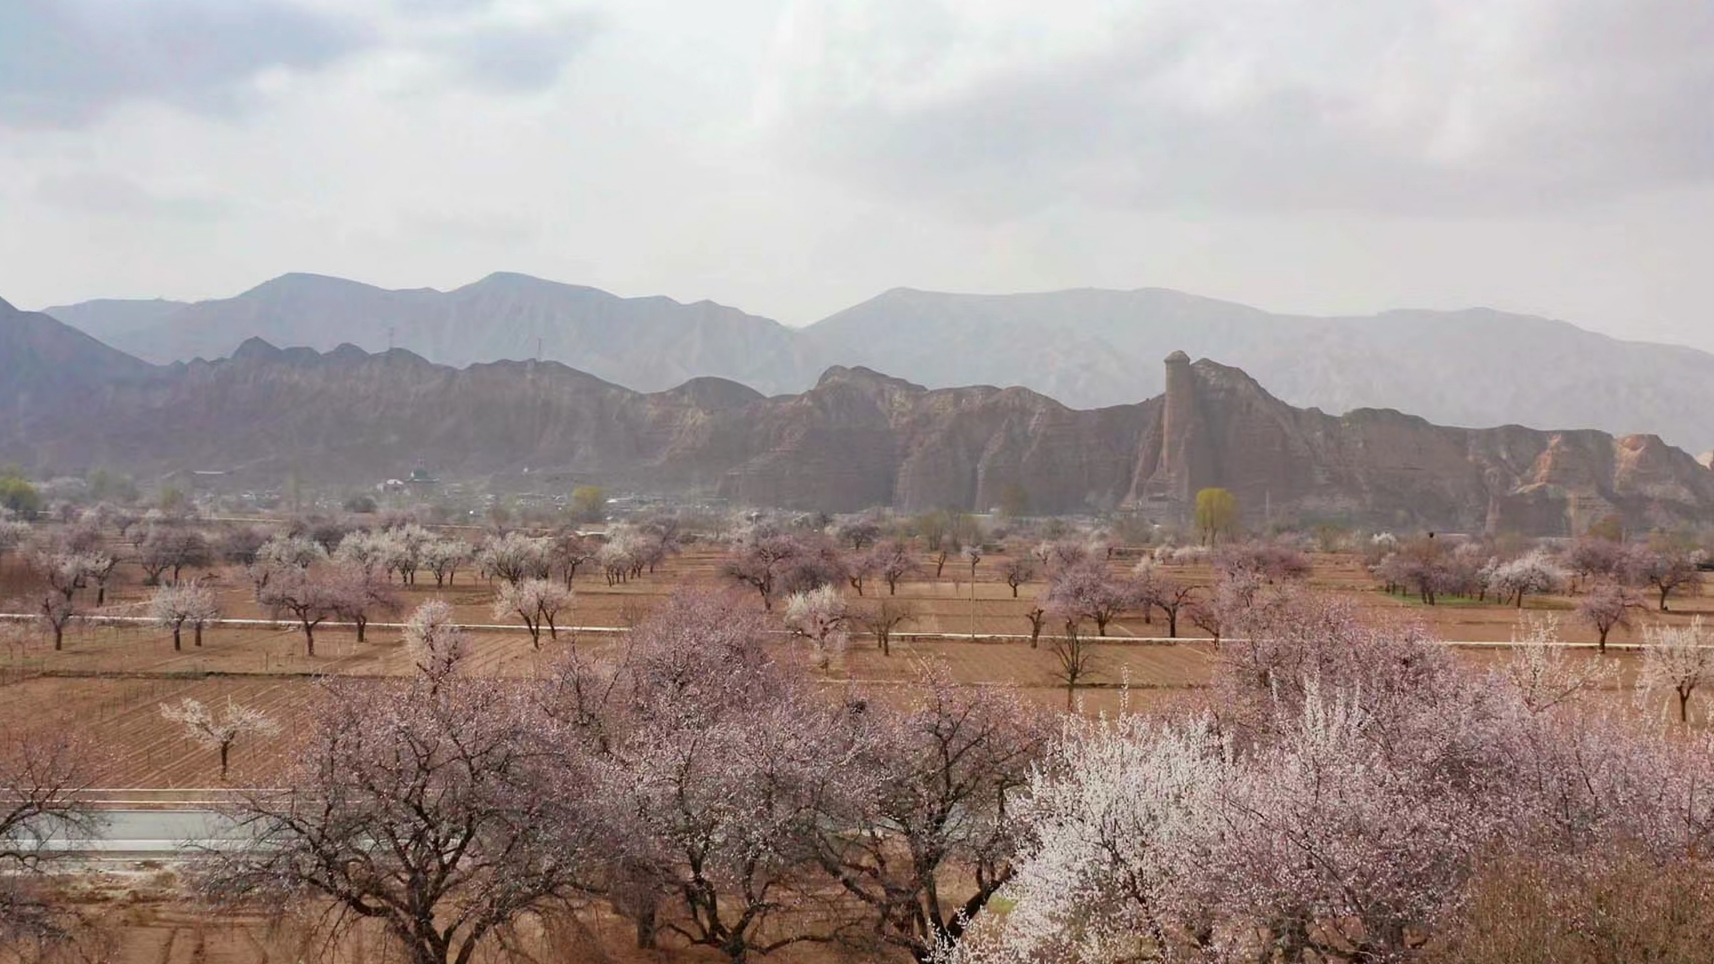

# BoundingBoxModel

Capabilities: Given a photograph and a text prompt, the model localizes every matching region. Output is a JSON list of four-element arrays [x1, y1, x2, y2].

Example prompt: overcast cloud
[[1, 0, 1712, 349]]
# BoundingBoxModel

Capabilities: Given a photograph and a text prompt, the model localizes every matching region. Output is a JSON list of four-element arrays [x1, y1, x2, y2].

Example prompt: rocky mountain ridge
[[42, 273, 1714, 452], [4, 300, 1710, 535]]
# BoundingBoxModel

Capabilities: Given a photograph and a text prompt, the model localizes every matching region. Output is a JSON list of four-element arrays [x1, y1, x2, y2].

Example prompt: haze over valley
[[37, 270, 1714, 454]]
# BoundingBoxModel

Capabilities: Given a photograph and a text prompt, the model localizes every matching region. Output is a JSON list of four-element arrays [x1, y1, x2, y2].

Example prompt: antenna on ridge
[[388, 326, 395, 352]]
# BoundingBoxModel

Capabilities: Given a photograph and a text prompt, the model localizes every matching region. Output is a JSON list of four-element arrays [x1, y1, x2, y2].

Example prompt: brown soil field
[[52, 873, 877, 964], [3, 546, 1706, 787], [2, 545, 1706, 962]]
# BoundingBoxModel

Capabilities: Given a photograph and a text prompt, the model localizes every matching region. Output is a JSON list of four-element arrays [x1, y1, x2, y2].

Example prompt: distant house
[[407, 468, 440, 486]]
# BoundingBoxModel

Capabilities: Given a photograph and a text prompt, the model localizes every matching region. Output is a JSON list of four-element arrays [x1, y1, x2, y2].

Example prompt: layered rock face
[[1124, 357, 1714, 534], [2, 299, 1710, 535]]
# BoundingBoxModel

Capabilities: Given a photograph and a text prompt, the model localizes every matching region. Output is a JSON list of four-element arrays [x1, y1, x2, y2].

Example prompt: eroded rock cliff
[[3, 299, 1709, 535]]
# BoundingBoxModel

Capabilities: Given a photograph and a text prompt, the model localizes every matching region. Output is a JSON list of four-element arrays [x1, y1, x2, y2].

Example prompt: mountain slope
[[43, 276, 1714, 451], [40, 297, 192, 343], [0, 296, 154, 393], [800, 287, 1714, 451], [2, 326, 1708, 535], [52, 272, 808, 395], [0, 298, 161, 470]]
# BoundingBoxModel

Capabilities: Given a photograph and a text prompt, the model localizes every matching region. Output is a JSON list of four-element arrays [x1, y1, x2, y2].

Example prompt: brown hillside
[[1, 302, 1710, 534]]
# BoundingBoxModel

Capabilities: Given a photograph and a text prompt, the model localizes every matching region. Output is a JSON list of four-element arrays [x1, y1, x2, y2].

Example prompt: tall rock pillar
[[1159, 350, 1201, 504]]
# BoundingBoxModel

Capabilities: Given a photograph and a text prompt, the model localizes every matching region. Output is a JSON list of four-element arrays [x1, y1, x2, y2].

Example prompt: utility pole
[[970, 571, 978, 640]]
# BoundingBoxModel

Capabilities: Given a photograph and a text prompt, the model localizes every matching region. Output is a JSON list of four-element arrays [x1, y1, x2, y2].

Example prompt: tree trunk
[[1167, 610, 1178, 638], [1680, 689, 1692, 724], [1661, 586, 1672, 612], [172, 626, 182, 651], [356, 618, 367, 643], [304, 623, 316, 656], [1065, 681, 1074, 711], [219, 743, 230, 779], [1598, 627, 1609, 653], [195, 623, 204, 647], [53, 625, 63, 651]]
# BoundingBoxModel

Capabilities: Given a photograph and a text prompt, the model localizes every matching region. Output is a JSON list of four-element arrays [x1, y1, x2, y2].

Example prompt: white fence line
[[0, 611, 1647, 651]]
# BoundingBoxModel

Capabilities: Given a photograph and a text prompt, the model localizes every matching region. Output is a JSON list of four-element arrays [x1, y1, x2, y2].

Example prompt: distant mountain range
[[4, 297, 1712, 535], [38, 272, 1714, 453]]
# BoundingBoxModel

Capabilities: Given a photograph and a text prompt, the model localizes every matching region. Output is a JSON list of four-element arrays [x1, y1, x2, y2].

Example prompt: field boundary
[[0, 611, 1650, 650]]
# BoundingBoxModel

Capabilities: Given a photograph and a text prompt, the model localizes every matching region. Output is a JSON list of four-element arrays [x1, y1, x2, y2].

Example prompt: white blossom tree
[[402, 600, 469, 682], [1488, 551, 1565, 608], [159, 697, 280, 778], [491, 578, 573, 648], [1639, 618, 1714, 724], [421, 538, 473, 587], [1501, 616, 1612, 715], [333, 528, 405, 577], [148, 581, 221, 651], [475, 532, 554, 586], [783, 584, 849, 669], [250, 534, 328, 592], [0, 520, 31, 574], [962, 715, 1230, 964]]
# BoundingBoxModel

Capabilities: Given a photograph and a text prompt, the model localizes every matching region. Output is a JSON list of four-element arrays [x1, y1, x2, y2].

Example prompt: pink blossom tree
[[814, 670, 1048, 963], [329, 563, 401, 643], [198, 676, 600, 964], [1044, 562, 1139, 638], [599, 589, 872, 960], [0, 729, 98, 952], [720, 532, 808, 609], [853, 597, 913, 657], [870, 539, 922, 596], [1563, 536, 1630, 594], [1577, 579, 1643, 652], [1630, 545, 1705, 612], [17, 588, 76, 651], [256, 565, 343, 656]]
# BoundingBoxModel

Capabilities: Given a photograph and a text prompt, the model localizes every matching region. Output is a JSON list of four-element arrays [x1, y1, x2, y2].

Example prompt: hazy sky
[[3, 0, 1713, 346]]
